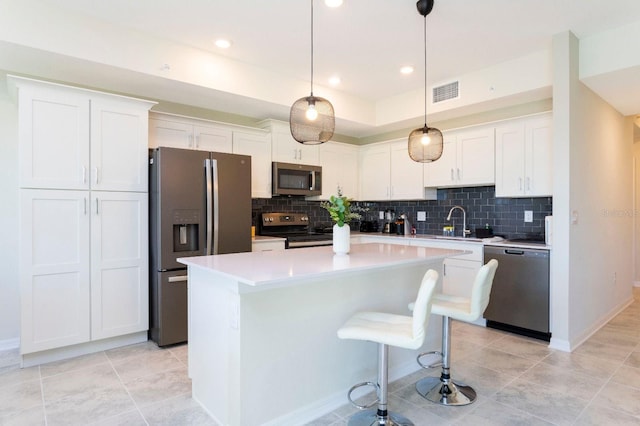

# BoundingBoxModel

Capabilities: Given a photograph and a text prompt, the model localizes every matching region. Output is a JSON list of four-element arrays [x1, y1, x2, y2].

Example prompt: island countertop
[[178, 242, 465, 288]]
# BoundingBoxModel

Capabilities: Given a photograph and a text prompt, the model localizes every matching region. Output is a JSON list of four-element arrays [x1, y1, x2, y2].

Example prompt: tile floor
[[1, 287, 639, 425]]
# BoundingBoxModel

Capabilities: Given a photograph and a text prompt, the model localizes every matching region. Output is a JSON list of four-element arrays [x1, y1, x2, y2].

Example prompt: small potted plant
[[321, 187, 361, 254]]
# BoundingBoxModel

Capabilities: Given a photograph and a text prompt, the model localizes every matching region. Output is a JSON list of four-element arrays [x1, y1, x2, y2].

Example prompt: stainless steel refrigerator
[[149, 147, 252, 346]]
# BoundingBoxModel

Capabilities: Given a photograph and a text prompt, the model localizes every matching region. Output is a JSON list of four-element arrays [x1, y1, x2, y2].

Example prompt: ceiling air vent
[[432, 81, 459, 104]]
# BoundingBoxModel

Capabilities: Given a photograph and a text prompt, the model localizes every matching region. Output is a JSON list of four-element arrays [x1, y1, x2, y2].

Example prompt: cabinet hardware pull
[[84, 197, 87, 215], [519, 177, 523, 191], [188, 135, 193, 148], [95, 198, 99, 214], [526, 177, 531, 191], [450, 168, 454, 181], [298, 149, 302, 160], [195, 135, 199, 148], [457, 168, 461, 180], [82, 166, 87, 184], [168, 275, 188, 283]]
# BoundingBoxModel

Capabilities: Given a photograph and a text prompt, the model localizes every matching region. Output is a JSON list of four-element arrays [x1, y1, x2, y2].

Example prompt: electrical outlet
[[524, 210, 533, 223], [379, 211, 384, 220], [417, 211, 427, 221]]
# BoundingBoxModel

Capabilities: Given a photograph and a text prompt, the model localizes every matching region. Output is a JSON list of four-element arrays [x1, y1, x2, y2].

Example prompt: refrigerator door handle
[[212, 158, 220, 255], [205, 158, 213, 255]]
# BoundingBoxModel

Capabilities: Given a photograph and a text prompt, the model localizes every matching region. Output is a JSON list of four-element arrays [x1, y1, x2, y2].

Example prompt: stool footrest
[[417, 351, 443, 369], [347, 381, 379, 410]]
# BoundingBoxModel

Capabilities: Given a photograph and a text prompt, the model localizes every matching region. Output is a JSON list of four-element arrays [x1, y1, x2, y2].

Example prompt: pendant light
[[408, 0, 443, 163], [290, 0, 335, 145]]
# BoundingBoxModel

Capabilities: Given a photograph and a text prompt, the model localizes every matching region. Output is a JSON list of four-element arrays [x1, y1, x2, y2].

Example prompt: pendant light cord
[[423, 14, 427, 127], [310, 0, 314, 96]]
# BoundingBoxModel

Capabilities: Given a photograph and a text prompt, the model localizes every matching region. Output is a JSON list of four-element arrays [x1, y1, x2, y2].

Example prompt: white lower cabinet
[[90, 192, 148, 340], [20, 189, 148, 354], [20, 190, 91, 354], [408, 239, 482, 300], [252, 238, 286, 252]]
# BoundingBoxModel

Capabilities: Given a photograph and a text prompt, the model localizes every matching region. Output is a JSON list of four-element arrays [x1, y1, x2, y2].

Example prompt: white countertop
[[178, 242, 465, 287], [354, 232, 551, 250]]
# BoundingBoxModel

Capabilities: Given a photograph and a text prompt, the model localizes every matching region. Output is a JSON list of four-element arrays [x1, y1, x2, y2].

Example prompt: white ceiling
[[5, 0, 640, 137]]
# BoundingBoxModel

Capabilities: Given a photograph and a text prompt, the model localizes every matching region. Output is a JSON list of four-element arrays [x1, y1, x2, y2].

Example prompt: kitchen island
[[178, 242, 465, 426]]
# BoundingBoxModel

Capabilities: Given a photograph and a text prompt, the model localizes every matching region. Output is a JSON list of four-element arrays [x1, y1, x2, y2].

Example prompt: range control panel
[[261, 212, 310, 227]]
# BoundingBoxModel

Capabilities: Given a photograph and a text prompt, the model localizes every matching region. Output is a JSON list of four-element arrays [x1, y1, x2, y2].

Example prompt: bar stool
[[337, 269, 438, 426], [413, 259, 498, 406]]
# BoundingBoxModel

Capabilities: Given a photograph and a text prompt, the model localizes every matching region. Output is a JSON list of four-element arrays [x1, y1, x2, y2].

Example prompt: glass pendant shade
[[408, 125, 443, 162], [408, 0, 442, 163], [290, 95, 335, 144], [290, 0, 335, 145]]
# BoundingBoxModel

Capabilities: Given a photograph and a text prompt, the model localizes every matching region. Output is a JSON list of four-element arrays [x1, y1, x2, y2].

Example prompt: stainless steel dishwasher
[[483, 245, 551, 341]]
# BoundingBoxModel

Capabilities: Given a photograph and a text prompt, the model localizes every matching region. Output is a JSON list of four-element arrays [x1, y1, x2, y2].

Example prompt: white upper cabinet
[[91, 98, 151, 192], [149, 115, 233, 153], [390, 139, 425, 200], [359, 143, 391, 200], [425, 126, 495, 188], [232, 130, 272, 198], [262, 119, 320, 165], [13, 77, 155, 192], [315, 141, 359, 200], [17, 85, 90, 190], [495, 114, 552, 197], [359, 140, 433, 201]]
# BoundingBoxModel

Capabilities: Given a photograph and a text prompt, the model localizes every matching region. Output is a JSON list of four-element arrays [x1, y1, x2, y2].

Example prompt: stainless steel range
[[258, 212, 333, 249]]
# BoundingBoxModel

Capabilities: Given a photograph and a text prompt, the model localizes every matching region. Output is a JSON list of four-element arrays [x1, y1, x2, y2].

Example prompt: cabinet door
[[424, 133, 457, 187], [317, 142, 359, 200], [90, 192, 148, 340], [18, 86, 90, 190], [495, 122, 526, 197], [457, 127, 495, 186], [20, 190, 90, 354], [193, 124, 233, 153], [443, 258, 481, 298], [390, 140, 424, 199], [359, 144, 390, 200], [272, 129, 320, 164], [525, 116, 553, 197], [148, 118, 193, 149], [91, 98, 149, 192], [233, 131, 272, 198]]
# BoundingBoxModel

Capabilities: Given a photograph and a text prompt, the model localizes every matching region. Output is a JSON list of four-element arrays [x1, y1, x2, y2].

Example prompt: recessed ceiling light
[[325, 0, 343, 7], [400, 66, 414, 75], [329, 76, 341, 86], [214, 39, 232, 49]]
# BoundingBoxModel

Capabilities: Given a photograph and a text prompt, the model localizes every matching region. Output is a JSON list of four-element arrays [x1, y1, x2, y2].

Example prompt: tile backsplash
[[252, 186, 552, 240]]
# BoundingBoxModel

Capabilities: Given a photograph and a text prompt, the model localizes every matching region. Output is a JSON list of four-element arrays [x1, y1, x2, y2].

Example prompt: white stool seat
[[431, 294, 473, 322], [337, 269, 438, 426], [337, 312, 420, 350]]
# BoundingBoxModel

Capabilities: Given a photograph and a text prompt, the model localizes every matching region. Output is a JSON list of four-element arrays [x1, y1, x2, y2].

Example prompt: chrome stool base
[[348, 409, 414, 426], [415, 376, 476, 406]]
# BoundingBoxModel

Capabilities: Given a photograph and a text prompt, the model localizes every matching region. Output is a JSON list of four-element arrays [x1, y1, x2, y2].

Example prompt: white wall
[[551, 32, 634, 351], [0, 75, 20, 347]]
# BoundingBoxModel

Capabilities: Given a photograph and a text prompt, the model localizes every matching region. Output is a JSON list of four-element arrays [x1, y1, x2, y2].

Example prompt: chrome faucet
[[446, 205, 470, 238]]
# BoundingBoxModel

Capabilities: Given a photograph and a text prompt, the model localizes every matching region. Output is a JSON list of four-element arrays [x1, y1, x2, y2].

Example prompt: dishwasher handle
[[504, 249, 525, 255]]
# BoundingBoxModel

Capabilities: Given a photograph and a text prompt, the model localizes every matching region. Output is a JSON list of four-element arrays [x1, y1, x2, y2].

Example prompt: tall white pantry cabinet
[[10, 76, 155, 362]]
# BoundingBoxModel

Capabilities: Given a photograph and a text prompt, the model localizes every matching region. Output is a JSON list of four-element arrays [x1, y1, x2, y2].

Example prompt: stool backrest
[[469, 259, 499, 319], [412, 269, 439, 343]]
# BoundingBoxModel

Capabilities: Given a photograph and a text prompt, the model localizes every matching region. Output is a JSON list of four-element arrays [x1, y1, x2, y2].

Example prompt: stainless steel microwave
[[272, 162, 322, 196]]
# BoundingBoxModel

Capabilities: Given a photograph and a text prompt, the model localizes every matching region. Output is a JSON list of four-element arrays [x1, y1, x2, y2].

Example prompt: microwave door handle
[[310, 171, 315, 190], [205, 158, 213, 255]]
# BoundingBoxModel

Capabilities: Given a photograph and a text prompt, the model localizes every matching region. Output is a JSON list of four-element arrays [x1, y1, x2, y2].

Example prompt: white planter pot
[[333, 224, 350, 255]]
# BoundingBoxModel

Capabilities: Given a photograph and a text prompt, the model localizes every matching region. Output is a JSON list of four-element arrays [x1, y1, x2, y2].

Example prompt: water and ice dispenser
[[172, 210, 200, 253]]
